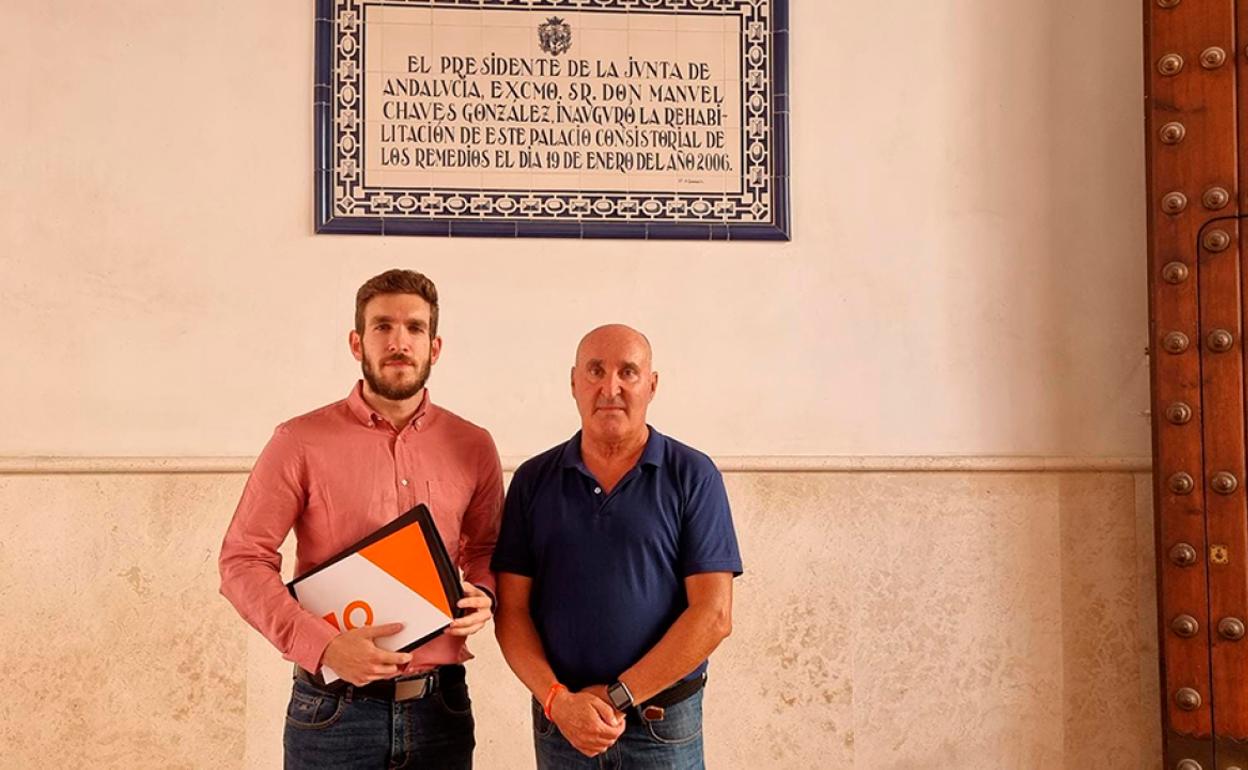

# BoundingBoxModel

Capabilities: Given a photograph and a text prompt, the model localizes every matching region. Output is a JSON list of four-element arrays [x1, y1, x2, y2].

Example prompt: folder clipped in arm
[[286, 504, 464, 684]]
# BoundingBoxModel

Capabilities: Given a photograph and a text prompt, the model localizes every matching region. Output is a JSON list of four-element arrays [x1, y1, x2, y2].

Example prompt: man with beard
[[219, 269, 502, 769]]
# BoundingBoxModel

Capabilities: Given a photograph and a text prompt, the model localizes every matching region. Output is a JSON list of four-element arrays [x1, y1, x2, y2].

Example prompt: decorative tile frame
[[314, 0, 790, 239]]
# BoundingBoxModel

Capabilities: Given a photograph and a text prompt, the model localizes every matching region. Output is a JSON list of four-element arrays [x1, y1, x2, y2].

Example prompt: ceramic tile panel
[[316, 0, 790, 238]]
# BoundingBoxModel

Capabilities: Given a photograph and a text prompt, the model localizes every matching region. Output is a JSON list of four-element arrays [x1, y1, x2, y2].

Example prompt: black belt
[[294, 664, 464, 702], [637, 672, 707, 720]]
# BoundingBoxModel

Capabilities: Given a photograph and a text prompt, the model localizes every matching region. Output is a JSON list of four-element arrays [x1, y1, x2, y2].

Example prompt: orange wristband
[[543, 683, 567, 719]]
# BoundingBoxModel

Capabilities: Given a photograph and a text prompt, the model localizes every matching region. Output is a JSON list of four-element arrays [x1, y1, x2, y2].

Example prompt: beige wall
[[0, 0, 1160, 768], [0, 0, 1147, 459], [0, 468, 1161, 769]]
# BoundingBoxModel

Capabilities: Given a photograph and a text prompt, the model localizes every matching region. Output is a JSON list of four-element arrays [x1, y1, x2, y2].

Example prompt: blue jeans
[[283, 672, 475, 769], [532, 690, 704, 769]]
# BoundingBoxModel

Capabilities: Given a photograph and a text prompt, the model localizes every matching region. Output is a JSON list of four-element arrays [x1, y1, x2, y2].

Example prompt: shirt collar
[[639, 427, 666, 467], [345, 380, 430, 428], [561, 426, 665, 470]]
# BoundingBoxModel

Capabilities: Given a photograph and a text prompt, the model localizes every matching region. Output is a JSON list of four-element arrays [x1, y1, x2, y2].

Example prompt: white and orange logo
[[292, 522, 454, 682]]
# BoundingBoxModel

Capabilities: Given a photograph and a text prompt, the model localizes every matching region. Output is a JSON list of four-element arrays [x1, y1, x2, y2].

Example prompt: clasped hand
[[549, 685, 625, 757]]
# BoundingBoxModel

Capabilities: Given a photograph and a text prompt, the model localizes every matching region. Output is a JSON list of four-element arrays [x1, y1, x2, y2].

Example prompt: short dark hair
[[354, 269, 439, 336]]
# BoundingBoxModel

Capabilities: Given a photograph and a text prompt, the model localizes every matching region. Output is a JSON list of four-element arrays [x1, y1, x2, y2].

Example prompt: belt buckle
[[394, 671, 435, 701]]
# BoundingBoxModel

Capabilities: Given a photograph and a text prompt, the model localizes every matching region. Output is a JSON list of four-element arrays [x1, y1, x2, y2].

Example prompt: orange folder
[[286, 504, 464, 684]]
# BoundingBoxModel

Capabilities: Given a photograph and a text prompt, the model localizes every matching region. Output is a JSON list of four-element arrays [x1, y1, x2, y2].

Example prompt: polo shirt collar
[[345, 380, 430, 427], [560, 426, 666, 470], [639, 427, 666, 467]]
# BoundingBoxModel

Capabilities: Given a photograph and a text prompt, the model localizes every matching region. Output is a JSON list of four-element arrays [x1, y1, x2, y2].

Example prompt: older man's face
[[571, 327, 657, 444]]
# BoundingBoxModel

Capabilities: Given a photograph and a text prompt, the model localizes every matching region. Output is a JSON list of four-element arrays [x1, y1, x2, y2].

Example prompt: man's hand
[[321, 622, 411, 686], [445, 581, 493, 637], [549, 688, 625, 757], [581, 684, 623, 716]]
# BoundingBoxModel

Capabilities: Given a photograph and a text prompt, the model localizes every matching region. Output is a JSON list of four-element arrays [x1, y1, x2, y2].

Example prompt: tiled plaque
[[314, 0, 790, 239]]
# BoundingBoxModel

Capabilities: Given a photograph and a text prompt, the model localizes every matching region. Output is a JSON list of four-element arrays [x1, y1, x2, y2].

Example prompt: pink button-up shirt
[[219, 383, 503, 675]]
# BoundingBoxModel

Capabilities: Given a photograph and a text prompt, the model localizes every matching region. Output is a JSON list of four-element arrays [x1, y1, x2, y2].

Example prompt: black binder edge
[[286, 503, 466, 632]]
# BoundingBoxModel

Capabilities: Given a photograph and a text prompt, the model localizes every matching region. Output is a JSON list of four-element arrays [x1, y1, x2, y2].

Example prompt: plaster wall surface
[[0, 0, 1148, 459], [0, 470, 1160, 769]]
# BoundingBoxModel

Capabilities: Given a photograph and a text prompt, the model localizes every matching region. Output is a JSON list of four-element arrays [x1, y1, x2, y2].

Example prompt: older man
[[219, 269, 502, 769], [493, 324, 742, 769]]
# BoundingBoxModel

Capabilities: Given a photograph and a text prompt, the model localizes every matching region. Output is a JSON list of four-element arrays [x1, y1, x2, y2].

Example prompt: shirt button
[[415, 420, 423, 430], [401, 479, 409, 486], [594, 487, 602, 494]]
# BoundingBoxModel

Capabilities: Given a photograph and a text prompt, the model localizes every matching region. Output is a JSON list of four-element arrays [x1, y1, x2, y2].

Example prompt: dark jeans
[[283, 671, 475, 769], [532, 689, 705, 770]]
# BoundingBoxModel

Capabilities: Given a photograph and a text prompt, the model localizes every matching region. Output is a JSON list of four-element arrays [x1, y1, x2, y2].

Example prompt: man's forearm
[[617, 602, 731, 703], [219, 554, 338, 673], [495, 605, 560, 700]]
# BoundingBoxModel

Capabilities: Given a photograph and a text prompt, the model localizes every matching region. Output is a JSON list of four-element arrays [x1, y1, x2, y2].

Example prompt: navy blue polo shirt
[[492, 427, 742, 691]]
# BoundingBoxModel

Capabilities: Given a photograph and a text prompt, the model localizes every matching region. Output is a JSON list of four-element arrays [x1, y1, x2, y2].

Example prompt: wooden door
[[1147, 2, 1248, 768]]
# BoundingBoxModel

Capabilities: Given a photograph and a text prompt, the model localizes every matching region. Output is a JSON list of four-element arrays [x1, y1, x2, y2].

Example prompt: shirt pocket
[[426, 479, 474, 557]]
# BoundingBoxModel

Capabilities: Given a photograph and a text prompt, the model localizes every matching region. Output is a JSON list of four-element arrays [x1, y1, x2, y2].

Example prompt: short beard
[[361, 351, 431, 401]]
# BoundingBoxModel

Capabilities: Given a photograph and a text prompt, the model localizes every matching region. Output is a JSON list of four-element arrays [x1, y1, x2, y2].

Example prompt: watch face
[[608, 683, 631, 709]]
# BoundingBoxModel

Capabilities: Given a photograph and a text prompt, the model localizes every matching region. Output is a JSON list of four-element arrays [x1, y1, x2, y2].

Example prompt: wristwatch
[[606, 680, 635, 711]]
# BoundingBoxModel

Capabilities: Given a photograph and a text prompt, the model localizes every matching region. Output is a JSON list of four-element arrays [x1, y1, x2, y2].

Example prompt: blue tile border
[[314, 18, 333, 88], [383, 218, 450, 236], [771, 111, 790, 190], [316, 217, 788, 240], [582, 222, 650, 240], [314, 102, 333, 171], [771, 175, 791, 239], [772, 0, 789, 32], [772, 30, 789, 96], [769, 110, 791, 240], [318, 212, 385, 235], [315, 170, 333, 231], [515, 221, 584, 239], [725, 222, 789, 241], [449, 220, 519, 238], [647, 223, 711, 240]]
